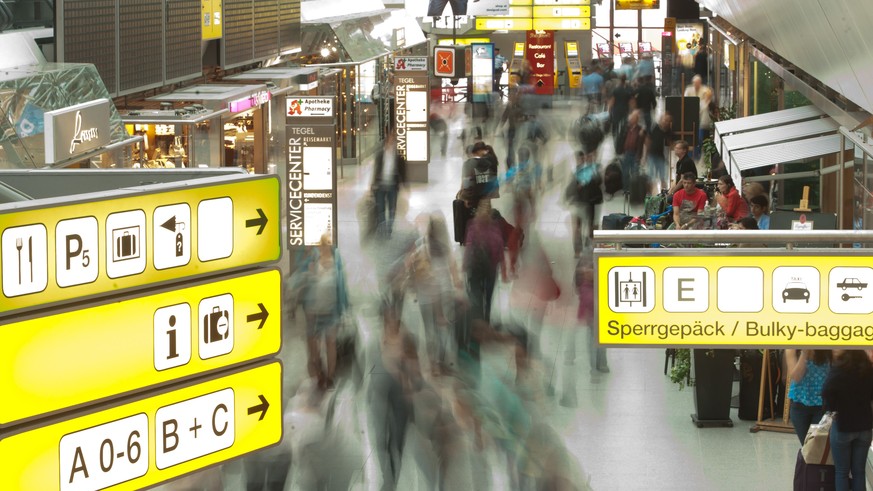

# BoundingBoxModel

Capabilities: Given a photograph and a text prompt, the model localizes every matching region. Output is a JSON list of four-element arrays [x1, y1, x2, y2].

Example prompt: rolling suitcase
[[793, 449, 836, 491], [453, 199, 469, 244], [628, 173, 649, 205], [603, 161, 623, 196], [602, 213, 632, 231]]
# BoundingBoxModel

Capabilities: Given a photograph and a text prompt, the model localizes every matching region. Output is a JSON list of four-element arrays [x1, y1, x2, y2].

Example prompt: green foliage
[[669, 349, 692, 390]]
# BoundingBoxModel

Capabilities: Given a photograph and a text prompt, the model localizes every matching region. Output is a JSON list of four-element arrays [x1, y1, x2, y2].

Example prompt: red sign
[[525, 30, 555, 95], [434, 47, 456, 77]]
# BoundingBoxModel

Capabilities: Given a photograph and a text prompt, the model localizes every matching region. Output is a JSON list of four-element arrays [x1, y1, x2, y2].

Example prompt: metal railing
[[594, 230, 873, 249]]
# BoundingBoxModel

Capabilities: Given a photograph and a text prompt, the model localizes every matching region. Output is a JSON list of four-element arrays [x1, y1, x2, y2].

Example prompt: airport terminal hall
[[4, 0, 873, 490]]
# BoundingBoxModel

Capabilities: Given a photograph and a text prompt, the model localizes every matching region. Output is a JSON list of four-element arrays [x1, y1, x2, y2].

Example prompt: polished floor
[[158, 98, 806, 491]]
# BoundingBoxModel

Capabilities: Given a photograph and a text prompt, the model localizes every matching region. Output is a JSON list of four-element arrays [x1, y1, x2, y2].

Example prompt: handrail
[[593, 229, 873, 245]]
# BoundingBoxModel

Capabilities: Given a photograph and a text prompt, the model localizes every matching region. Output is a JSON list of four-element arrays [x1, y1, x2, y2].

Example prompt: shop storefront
[[131, 84, 273, 172], [223, 67, 322, 174], [0, 62, 138, 169], [301, 7, 427, 164]]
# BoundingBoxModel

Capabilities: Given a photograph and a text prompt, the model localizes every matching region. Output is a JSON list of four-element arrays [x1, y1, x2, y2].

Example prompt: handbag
[[801, 412, 834, 465]]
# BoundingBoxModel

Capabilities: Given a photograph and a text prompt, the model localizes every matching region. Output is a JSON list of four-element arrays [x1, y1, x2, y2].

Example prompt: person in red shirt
[[714, 175, 750, 222], [672, 172, 709, 229]]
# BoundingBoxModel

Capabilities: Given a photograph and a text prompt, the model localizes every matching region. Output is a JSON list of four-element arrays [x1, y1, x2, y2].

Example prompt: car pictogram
[[836, 277, 867, 290], [782, 282, 810, 303]]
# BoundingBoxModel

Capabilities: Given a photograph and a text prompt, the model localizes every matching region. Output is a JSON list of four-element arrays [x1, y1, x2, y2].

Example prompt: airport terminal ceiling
[[698, 0, 873, 116]]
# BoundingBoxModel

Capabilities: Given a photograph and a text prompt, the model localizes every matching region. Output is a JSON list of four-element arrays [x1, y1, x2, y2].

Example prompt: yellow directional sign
[[0, 174, 280, 317], [0, 269, 281, 427], [597, 252, 873, 347], [532, 5, 590, 17], [0, 361, 282, 491]]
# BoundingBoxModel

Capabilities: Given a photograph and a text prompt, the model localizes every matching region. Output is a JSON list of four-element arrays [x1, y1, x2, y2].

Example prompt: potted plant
[[669, 348, 736, 427]]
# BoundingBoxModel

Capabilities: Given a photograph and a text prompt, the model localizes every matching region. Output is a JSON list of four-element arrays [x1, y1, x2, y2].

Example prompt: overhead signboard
[[437, 37, 490, 46], [532, 5, 590, 16], [596, 251, 873, 347], [476, 17, 533, 30], [0, 361, 282, 491], [44, 99, 111, 165], [615, 0, 659, 9], [0, 269, 281, 427], [406, 0, 510, 17], [533, 18, 590, 30], [0, 175, 280, 317], [286, 97, 334, 121], [286, 97, 338, 247]]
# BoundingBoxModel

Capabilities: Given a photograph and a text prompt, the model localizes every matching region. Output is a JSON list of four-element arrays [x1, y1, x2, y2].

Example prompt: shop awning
[[304, 9, 427, 64], [731, 134, 852, 172], [722, 117, 839, 170], [713, 105, 825, 156]]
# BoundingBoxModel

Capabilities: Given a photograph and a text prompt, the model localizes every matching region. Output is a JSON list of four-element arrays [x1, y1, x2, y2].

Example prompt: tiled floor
[[158, 98, 807, 491]]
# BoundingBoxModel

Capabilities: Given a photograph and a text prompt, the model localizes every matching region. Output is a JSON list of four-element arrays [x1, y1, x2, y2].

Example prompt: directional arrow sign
[[245, 208, 268, 235], [246, 302, 269, 330], [247, 394, 270, 421], [0, 174, 280, 317], [0, 361, 283, 491], [0, 269, 281, 427]]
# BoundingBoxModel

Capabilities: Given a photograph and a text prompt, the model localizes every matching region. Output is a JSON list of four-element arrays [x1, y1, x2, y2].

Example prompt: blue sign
[[16, 102, 45, 138]]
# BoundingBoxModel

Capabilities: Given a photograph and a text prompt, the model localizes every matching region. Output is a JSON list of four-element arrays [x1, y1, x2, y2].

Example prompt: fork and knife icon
[[15, 236, 33, 284]]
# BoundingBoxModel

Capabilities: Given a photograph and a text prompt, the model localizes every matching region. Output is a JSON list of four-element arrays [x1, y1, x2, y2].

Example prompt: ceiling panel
[[699, 0, 873, 114]]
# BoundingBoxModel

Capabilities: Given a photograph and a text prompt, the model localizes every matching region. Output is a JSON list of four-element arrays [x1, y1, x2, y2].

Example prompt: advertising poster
[[525, 30, 555, 95], [675, 22, 705, 68], [406, 0, 509, 17], [471, 43, 494, 102]]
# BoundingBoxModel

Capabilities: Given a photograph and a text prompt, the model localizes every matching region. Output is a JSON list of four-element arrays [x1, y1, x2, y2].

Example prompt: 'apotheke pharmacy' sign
[[287, 97, 334, 118], [44, 98, 111, 165]]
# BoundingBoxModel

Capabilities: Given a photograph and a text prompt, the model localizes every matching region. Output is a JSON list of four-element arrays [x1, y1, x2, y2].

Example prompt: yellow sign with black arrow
[[0, 174, 280, 317], [0, 269, 281, 427], [0, 361, 282, 491]]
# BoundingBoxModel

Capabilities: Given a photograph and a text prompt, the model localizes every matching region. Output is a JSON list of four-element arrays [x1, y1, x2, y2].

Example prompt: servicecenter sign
[[596, 250, 873, 347]]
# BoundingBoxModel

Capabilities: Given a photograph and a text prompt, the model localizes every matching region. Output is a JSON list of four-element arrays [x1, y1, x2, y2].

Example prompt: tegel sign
[[0, 174, 280, 317], [0, 361, 282, 491], [596, 250, 873, 347], [286, 97, 337, 247], [44, 99, 111, 165], [0, 269, 281, 427]]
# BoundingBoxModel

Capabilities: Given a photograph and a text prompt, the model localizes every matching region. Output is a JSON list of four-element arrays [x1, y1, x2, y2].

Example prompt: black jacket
[[823, 363, 873, 432], [372, 148, 407, 188]]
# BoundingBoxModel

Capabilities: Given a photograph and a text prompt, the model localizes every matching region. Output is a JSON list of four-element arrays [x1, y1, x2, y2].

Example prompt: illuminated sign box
[[532, 5, 590, 17], [0, 362, 283, 491], [0, 269, 281, 426], [596, 251, 873, 347], [475, 17, 533, 30], [532, 17, 590, 30], [228, 90, 271, 113], [0, 175, 280, 317], [615, 0, 660, 9]]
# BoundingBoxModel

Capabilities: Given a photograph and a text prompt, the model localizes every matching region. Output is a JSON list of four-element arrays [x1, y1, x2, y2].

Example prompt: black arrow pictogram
[[246, 303, 269, 329], [247, 394, 270, 421], [246, 208, 268, 235]]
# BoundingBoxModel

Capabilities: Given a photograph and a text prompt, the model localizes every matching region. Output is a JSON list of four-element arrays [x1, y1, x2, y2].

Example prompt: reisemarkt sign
[[595, 250, 873, 347]]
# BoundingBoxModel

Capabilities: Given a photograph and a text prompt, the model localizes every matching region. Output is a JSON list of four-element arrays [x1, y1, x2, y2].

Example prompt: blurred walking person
[[372, 132, 407, 237]]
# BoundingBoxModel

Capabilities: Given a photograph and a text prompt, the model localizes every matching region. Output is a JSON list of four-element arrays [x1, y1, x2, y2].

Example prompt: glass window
[[613, 28, 639, 45], [641, 29, 663, 53], [613, 9, 638, 27], [641, 3, 667, 27], [594, 5, 610, 27]]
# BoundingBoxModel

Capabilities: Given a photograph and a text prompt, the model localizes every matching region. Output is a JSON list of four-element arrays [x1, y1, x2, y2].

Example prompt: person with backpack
[[460, 141, 500, 212], [565, 150, 603, 257]]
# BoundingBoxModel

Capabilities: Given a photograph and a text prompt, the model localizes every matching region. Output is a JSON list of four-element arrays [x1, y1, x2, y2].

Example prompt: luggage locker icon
[[112, 226, 140, 261], [203, 306, 230, 343]]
